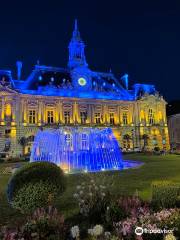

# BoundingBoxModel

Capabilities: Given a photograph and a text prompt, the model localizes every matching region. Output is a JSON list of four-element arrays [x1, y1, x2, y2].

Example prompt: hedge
[[7, 162, 66, 207]]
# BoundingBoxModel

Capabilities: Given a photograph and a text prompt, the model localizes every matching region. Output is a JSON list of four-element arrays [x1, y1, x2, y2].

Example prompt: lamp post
[[131, 129, 135, 151]]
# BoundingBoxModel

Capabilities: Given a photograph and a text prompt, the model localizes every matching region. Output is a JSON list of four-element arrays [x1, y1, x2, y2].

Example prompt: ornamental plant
[[73, 178, 110, 224], [7, 162, 66, 213], [12, 181, 58, 213], [0, 206, 66, 240], [105, 196, 150, 228]]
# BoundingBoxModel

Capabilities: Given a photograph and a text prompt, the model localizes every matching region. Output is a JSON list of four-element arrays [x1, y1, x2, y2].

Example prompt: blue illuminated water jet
[[30, 127, 125, 173]]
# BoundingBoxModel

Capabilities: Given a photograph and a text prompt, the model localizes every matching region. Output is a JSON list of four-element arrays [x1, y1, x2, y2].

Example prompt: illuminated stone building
[[0, 20, 169, 157], [168, 114, 180, 151]]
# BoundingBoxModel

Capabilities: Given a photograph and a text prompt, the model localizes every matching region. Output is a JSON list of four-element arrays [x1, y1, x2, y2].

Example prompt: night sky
[[0, 0, 180, 101]]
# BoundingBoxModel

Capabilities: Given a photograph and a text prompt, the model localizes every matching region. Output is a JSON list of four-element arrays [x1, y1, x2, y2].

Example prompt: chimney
[[16, 61, 22, 80], [121, 74, 129, 90]]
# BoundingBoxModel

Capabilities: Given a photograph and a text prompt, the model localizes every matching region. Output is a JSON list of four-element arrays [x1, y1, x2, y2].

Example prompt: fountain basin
[[30, 127, 142, 173]]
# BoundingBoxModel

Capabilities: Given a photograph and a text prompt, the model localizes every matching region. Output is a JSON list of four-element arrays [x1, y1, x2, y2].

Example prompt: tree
[[123, 134, 131, 150], [141, 134, 149, 150]]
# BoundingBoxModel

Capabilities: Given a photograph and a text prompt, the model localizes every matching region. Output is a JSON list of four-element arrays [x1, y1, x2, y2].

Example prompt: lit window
[[148, 109, 155, 125], [47, 110, 54, 124], [81, 133, 89, 149], [29, 110, 36, 124], [64, 111, 70, 124], [80, 111, 87, 124], [123, 113, 128, 125], [65, 133, 73, 148], [5, 104, 12, 117], [95, 112, 101, 124], [109, 113, 115, 124]]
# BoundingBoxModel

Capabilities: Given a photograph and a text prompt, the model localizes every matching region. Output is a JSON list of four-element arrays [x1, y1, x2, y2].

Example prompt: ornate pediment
[[138, 93, 166, 104], [0, 84, 18, 96]]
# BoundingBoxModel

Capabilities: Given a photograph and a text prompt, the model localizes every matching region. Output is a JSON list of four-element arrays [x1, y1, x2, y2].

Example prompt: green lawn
[[0, 154, 180, 226]]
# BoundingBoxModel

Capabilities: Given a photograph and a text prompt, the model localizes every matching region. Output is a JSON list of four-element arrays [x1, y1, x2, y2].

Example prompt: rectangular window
[[65, 133, 73, 148], [64, 111, 70, 124], [109, 113, 115, 124], [81, 133, 89, 150], [95, 112, 101, 124], [5, 129, 11, 137], [47, 110, 54, 124], [123, 113, 128, 125], [29, 110, 36, 124], [80, 111, 87, 124], [148, 109, 155, 125]]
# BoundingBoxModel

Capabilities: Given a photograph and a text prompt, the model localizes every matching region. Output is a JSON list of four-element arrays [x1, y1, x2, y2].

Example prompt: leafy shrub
[[151, 181, 180, 209], [0, 158, 4, 163], [7, 162, 66, 212], [12, 181, 59, 213]]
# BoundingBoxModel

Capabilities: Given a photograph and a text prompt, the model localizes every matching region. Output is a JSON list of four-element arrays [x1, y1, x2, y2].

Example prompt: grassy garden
[[0, 154, 180, 239]]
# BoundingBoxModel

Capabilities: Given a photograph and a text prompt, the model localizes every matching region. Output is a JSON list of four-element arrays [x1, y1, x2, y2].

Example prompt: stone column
[[55, 101, 59, 124], [87, 104, 91, 124], [38, 100, 42, 125], [91, 104, 94, 124], [103, 104, 107, 124], [0, 97, 5, 124], [11, 100, 16, 125], [59, 102, 63, 124], [23, 99, 27, 125], [73, 101, 78, 124]]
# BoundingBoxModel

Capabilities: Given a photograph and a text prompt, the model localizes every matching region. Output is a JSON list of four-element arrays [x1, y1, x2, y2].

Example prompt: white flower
[[164, 234, 176, 240], [73, 193, 79, 198], [88, 228, 94, 235], [76, 185, 81, 190], [71, 225, 80, 238], [104, 231, 111, 239], [92, 225, 104, 236], [79, 190, 84, 195]]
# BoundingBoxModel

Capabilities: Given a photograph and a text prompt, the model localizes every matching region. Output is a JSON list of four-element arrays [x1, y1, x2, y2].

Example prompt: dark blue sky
[[0, 0, 180, 101]]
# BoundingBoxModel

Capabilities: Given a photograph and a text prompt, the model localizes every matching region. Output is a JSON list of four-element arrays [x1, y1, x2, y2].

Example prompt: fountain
[[30, 127, 142, 173]]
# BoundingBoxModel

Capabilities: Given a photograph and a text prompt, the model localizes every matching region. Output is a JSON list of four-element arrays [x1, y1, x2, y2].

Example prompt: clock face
[[78, 77, 87, 86]]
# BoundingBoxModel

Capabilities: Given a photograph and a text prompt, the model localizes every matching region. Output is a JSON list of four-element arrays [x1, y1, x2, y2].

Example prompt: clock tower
[[68, 19, 88, 69]]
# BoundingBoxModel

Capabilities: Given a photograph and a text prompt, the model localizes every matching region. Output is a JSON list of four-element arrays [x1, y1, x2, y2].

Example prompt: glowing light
[[10, 127, 16, 137], [5, 104, 11, 117]]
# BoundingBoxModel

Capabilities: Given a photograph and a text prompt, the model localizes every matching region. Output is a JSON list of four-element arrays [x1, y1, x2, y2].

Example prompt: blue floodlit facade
[[0, 20, 169, 157]]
